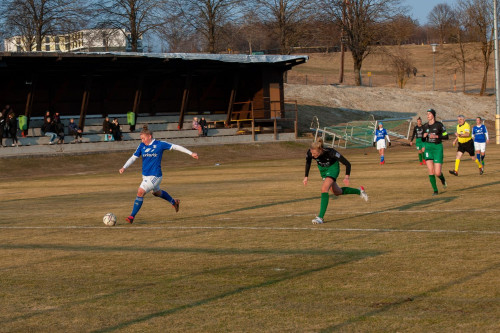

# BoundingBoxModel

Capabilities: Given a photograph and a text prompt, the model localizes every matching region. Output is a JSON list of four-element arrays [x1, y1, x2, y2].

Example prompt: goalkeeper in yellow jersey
[[449, 115, 483, 176]]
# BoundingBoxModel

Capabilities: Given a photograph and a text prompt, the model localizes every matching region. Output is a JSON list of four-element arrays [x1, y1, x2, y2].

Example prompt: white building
[[4, 29, 143, 52]]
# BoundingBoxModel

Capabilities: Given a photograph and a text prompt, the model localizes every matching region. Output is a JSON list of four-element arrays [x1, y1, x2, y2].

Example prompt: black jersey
[[411, 125, 424, 141], [423, 121, 448, 144], [305, 147, 351, 177]]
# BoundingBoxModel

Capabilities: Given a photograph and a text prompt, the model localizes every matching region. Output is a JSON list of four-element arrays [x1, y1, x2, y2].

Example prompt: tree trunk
[[462, 68, 466, 93], [480, 61, 489, 96], [353, 57, 363, 86]]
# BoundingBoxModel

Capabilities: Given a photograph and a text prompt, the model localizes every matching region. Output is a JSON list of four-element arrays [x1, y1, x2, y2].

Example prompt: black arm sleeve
[[305, 152, 312, 177], [410, 126, 416, 142], [338, 155, 352, 176]]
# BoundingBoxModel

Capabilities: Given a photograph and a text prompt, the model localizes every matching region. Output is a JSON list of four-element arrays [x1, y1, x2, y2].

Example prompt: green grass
[[0, 142, 499, 332]]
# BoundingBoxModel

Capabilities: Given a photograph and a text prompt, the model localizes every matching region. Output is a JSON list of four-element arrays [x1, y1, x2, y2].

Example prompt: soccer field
[[1, 142, 499, 332]]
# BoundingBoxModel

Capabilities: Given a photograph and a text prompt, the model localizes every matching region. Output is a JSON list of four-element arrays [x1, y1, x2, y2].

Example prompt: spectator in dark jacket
[[7, 112, 18, 146], [111, 118, 123, 141], [55, 120, 65, 144], [41, 117, 57, 144], [0, 108, 6, 147], [103, 116, 113, 141], [68, 118, 83, 143], [199, 117, 208, 137]]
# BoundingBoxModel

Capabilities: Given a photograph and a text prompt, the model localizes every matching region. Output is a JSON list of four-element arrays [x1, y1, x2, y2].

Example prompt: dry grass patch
[[0, 142, 499, 331]]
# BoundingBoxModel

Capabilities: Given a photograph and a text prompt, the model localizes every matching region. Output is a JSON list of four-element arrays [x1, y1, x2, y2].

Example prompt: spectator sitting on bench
[[68, 118, 83, 143], [102, 116, 113, 141], [54, 114, 65, 144], [41, 117, 58, 145], [192, 117, 202, 136], [111, 118, 123, 141], [199, 117, 208, 137]]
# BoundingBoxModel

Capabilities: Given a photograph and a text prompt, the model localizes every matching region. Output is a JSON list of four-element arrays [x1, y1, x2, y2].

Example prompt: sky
[[403, 0, 457, 25]]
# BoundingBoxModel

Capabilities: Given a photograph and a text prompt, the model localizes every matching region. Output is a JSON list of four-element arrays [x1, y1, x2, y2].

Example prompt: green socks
[[429, 175, 438, 192], [319, 192, 329, 219], [341, 187, 361, 195], [419, 153, 423, 163], [319, 187, 362, 218]]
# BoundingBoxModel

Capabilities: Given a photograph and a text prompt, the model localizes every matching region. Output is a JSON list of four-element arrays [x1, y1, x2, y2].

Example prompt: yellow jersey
[[456, 122, 472, 144]]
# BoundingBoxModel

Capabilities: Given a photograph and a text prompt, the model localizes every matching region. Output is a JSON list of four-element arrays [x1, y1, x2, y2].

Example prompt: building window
[[45, 36, 50, 43], [46, 44, 50, 51]]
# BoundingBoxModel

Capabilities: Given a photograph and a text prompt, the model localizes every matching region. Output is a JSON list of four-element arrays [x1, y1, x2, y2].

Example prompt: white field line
[[1, 225, 499, 235]]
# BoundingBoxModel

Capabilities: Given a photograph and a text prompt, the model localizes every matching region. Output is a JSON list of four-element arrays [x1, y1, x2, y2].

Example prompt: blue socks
[[131, 196, 144, 217], [160, 190, 176, 205], [381, 155, 385, 162], [131, 191, 176, 218]]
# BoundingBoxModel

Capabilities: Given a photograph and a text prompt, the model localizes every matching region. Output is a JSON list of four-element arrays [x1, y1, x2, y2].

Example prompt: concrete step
[[26, 114, 227, 127], [0, 132, 298, 158], [7, 128, 240, 146]]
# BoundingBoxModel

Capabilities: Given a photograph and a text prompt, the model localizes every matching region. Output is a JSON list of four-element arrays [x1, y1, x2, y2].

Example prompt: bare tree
[[382, 46, 414, 88], [252, 0, 312, 55], [1, 0, 87, 51], [320, 0, 405, 86], [459, 0, 494, 96], [170, 0, 242, 54], [94, 0, 167, 52], [445, 8, 475, 93], [156, 11, 196, 52], [428, 3, 455, 44], [385, 15, 418, 45]]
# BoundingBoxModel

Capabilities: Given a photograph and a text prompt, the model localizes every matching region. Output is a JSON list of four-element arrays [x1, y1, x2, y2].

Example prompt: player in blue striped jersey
[[119, 125, 198, 223], [373, 122, 391, 165], [472, 117, 489, 173]]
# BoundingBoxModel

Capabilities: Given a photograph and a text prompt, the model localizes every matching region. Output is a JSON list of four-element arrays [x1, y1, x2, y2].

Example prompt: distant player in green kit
[[422, 109, 449, 196], [409, 117, 426, 165], [303, 138, 368, 224]]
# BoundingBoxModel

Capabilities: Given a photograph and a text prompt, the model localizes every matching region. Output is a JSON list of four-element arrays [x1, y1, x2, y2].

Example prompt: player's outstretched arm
[[191, 152, 199, 159]]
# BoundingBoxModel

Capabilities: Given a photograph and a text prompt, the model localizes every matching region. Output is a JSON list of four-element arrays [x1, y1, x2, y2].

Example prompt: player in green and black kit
[[304, 138, 368, 224], [423, 109, 449, 195], [410, 117, 425, 165]]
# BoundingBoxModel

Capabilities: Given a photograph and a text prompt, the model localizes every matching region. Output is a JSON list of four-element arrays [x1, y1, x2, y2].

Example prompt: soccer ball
[[103, 213, 117, 226]]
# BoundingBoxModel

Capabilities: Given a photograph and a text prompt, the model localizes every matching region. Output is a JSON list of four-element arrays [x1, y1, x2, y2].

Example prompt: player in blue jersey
[[373, 122, 391, 165], [472, 117, 489, 174], [119, 125, 199, 223]]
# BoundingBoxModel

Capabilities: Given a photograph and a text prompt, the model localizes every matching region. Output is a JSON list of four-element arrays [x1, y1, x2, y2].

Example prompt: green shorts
[[424, 143, 444, 164], [318, 162, 340, 181], [415, 138, 424, 150]]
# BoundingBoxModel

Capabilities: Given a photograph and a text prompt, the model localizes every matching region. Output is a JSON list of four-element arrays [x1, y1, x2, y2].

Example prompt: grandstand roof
[[0, 52, 307, 129]]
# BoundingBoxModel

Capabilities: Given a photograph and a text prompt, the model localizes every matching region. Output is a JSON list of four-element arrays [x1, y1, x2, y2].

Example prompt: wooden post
[[178, 72, 192, 130], [274, 118, 277, 140], [294, 100, 298, 139], [131, 75, 144, 132], [251, 101, 255, 141], [79, 76, 92, 131], [226, 73, 239, 125], [23, 78, 35, 136]]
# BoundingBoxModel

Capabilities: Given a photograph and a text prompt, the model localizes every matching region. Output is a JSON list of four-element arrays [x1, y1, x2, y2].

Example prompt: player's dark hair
[[477, 116, 482, 121], [141, 124, 153, 136], [417, 117, 421, 121]]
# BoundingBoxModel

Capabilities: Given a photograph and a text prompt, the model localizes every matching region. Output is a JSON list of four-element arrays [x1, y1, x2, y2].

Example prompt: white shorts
[[140, 175, 163, 193], [474, 142, 486, 153], [376, 140, 386, 150]]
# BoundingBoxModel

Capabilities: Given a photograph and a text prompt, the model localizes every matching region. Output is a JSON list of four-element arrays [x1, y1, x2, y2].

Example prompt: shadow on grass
[[0, 243, 376, 257], [194, 196, 319, 218], [91, 249, 383, 333], [319, 261, 500, 332], [0, 245, 384, 331]]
